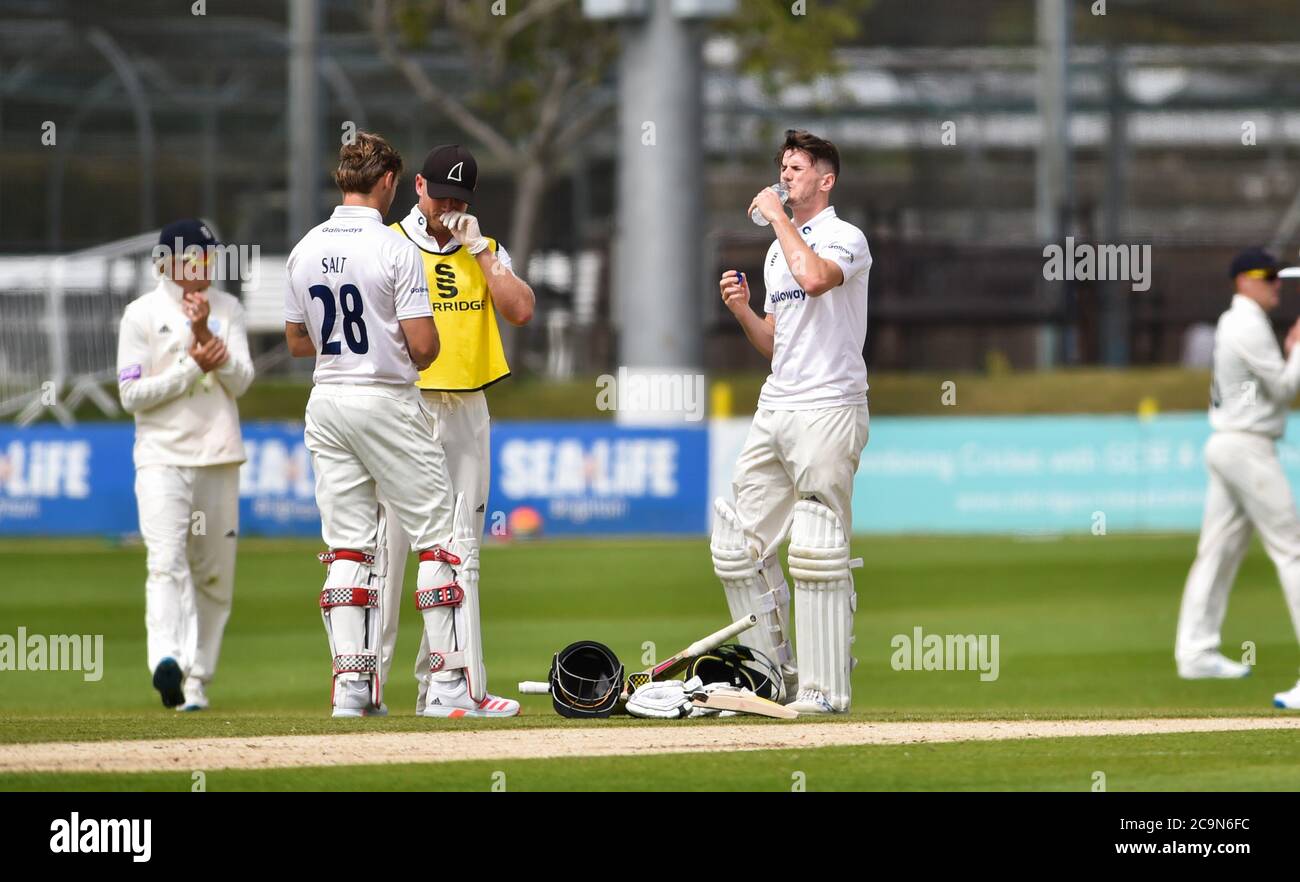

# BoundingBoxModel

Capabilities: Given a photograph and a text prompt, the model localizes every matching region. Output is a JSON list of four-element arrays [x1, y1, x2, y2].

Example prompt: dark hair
[[334, 132, 403, 194], [775, 129, 840, 179]]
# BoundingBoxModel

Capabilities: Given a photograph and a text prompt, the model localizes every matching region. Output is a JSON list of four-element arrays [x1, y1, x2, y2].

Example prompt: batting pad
[[318, 551, 381, 708], [711, 498, 795, 679], [787, 499, 860, 712], [416, 493, 487, 702]]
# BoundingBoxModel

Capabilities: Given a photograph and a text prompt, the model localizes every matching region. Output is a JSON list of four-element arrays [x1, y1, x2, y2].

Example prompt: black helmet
[[549, 641, 624, 718], [685, 644, 783, 702]]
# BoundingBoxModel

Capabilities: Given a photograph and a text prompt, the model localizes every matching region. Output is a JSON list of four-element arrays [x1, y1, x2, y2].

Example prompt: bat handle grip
[[518, 680, 550, 695]]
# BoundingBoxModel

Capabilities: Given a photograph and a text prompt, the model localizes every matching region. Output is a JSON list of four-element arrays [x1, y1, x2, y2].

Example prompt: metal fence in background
[[0, 233, 158, 425]]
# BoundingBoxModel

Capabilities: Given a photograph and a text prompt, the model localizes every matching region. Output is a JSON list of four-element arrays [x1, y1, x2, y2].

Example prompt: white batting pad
[[319, 552, 382, 709], [787, 499, 858, 712], [417, 493, 487, 702], [711, 498, 796, 695]]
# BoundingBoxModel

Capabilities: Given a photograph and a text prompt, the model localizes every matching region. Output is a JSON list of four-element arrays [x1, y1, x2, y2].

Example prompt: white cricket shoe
[[1273, 680, 1300, 710], [178, 678, 209, 712], [331, 680, 388, 718], [1177, 652, 1251, 680], [786, 688, 842, 715], [419, 678, 519, 718]]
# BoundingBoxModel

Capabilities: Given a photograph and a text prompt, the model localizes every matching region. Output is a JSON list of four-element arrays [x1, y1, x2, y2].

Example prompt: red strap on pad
[[320, 587, 379, 609], [418, 547, 462, 566], [414, 584, 464, 611], [319, 549, 375, 566]]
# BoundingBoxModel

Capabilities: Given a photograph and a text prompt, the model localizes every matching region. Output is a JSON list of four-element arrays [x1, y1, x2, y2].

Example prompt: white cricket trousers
[[304, 383, 455, 560], [1176, 430, 1300, 662], [733, 403, 870, 558], [136, 462, 240, 683], [377, 390, 490, 685]]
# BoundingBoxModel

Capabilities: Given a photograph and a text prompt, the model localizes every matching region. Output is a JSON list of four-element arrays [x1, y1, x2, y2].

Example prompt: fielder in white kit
[[714, 130, 872, 715], [286, 132, 517, 718], [117, 218, 254, 711], [1176, 247, 1300, 709]]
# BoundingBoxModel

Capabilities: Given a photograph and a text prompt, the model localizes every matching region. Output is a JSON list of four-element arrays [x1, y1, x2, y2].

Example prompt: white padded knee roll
[[788, 499, 859, 712], [711, 498, 795, 688]]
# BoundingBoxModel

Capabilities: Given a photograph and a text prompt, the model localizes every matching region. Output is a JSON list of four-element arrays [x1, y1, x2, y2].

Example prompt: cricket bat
[[622, 614, 758, 699], [691, 686, 798, 719]]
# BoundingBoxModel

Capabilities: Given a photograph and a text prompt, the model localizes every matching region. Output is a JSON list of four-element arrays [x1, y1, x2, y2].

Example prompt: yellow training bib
[[393, 224, 511, 392]]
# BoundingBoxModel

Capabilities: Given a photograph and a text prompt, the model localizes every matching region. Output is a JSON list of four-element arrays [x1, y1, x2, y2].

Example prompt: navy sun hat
[[159, 218, 220, 253]]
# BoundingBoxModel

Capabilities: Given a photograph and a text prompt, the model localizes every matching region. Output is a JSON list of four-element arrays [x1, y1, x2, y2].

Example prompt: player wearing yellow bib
[[377, 145, 535, 717]]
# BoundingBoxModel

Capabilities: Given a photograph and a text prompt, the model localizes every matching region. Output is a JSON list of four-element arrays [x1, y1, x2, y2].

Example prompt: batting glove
[[441, 211, 490, 255]]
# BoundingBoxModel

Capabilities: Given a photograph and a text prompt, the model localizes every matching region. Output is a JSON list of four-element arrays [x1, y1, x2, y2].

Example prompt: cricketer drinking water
[[714, 129, 872, 714]]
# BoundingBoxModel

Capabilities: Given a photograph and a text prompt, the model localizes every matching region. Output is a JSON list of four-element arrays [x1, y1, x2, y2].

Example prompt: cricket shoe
[[786, 688, 843, 715], [331, 680, 388, 718], [1272, 679, 1300, 710], [419, 678, 519, 718], [178, 678, 209, 712], [1177, 652, 1251, 680], [152, 657, 184, 708]]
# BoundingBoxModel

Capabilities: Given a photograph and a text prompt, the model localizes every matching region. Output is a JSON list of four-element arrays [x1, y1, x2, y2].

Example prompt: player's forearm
[[477, 253, 535, 325], [215, 349, 255, 398], [772, 216, 838, 297], [1269, 344, 1300, 401], [1236, 336, 1300, 402], [732, 308, 774, 361], [118, 358, 203, 415], [284, 322, 316, 357]]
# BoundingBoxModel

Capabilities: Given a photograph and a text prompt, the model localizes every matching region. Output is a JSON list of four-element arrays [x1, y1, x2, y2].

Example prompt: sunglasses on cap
[[1244, 268, 1280, 282]]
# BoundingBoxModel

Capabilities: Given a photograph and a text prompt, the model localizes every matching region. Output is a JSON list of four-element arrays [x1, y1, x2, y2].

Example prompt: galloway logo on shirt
[[769, 288, 807, 305], [823, 243, 854, 262]]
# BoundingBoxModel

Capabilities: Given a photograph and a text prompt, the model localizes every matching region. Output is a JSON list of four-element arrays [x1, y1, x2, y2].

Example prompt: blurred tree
[[368, 0, 873, 305]]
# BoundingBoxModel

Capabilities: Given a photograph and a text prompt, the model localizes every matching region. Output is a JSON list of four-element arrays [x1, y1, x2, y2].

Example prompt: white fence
[[0, 235, 162, 425]]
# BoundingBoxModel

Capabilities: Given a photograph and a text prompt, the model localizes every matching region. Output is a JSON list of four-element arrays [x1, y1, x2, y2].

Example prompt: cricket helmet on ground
[[549, 640, 624, 718], [685, 644, 783, 702]]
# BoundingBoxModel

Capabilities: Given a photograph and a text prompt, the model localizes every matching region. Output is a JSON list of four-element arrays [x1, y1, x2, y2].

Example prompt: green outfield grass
[[2, 533, 1298, 789], [4, 729, 1299, 792]]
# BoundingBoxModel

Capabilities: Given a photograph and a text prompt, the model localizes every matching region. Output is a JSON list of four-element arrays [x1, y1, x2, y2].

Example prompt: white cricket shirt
[[285, 205, 432, 387], [116, 278, 254, 468], [758, 206, 872, 410], [1210, 293, 1300, 438]]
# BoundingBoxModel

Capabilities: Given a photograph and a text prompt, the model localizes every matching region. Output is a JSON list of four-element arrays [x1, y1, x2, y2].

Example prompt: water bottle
[[751, 182, 790, 227]]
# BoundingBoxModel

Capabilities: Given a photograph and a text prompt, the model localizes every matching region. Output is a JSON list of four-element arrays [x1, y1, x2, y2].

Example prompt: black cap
[[420, 145, 477, 204], [1229, 247, 1282, 279], [158, 218, 220, 252]]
